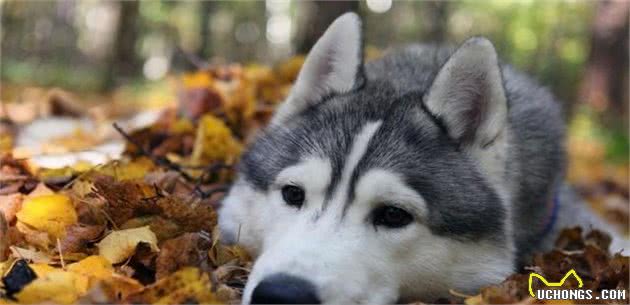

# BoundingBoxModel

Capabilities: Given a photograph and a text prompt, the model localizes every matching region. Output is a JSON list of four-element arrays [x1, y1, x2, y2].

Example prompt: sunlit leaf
[[97, 226, 159, 264]]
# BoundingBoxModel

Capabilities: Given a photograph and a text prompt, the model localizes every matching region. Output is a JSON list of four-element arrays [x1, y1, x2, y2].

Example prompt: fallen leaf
[[27, 263, 56, 277], [126, 267, 219, 304], [15, 222, 51, 249], [59, 224, 104, 253], [97, 158, 155, 181], [70, 179, 94, 198], [120, 216, 182, 242], [0, 193, 23, 223], [98, 274, 144, 301], [182, 71, 213, 88], [0, 154, 37, 195], [94, 176, 217, 233], [77, 274, 145, 304], [15, 270, 88, 304], [10, 246, 52, 264], [16, 194, 77, 238], [97, 226, 159, 264], [67, 255, 114, 280], [91, 175, 154, 226], [191, 114, 242, 165], [155, 233, 210, 279], [208, 243, 250, 268]]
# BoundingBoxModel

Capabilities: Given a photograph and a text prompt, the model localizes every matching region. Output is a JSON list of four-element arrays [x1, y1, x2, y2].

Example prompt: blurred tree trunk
[[296, 1, 359, 54], [103, 1, 140, 91], [197, 1, 215, 59], [422, 1, 449, 42], [578, 0, 629, 125]]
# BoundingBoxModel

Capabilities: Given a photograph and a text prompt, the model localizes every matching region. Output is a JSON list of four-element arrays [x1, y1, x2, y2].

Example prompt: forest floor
[[0, 58, 627, 304]]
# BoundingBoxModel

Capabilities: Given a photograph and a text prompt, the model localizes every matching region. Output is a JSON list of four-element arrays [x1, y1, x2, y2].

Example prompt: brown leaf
[[155, 233, 210, 280], [59, 224, 105, 253], [125, 267, 219, 304], [585, 229, 612, 251], [0, 154, 38, 195], [121, 216, 183, 242], [144, 171, 193, 199], [479, 274, 531, 304], [0, 193, 23, 223], [93, 175, 216, 233], [554, 227, 585, 251], [92, 175, 155, 226], [16, 222, 51, 249]]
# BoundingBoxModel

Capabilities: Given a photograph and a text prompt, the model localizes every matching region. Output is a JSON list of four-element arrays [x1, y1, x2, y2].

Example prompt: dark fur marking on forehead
[[238, 88, 383, 193], [343, 94, 505, 241], [343, 92, 444, 209]]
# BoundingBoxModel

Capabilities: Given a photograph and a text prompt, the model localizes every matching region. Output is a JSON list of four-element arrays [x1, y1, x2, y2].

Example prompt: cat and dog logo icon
[[528, 269, 583, 298], [528, 269, 626, 301]]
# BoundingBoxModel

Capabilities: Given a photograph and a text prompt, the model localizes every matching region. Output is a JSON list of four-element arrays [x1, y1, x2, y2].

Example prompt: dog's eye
[[281, 185, 305, 208], [372, 205, 413, 228]]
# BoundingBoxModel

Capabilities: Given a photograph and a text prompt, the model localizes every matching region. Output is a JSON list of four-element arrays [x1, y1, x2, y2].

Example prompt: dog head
[[220, 13, 515, 304]]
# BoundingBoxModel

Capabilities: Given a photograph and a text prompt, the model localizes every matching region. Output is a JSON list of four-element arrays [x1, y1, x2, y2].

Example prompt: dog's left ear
[[424, 37, 507, 148], [271, 12, 364, 125]]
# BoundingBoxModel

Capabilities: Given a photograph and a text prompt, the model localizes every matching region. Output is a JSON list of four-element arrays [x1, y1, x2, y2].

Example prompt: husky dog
[[219, 13, 625, 304]]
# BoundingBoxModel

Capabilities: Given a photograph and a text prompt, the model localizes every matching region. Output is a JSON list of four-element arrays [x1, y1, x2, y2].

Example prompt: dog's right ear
[[424, 37, 507, 148], [271, 12, 364, 125]]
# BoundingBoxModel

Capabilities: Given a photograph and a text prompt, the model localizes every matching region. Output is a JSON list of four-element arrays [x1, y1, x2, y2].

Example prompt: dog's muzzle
[[251, 273, 321, 304]]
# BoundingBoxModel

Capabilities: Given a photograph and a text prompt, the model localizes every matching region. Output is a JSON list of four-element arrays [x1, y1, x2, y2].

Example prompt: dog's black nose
[[251, 273, 321, 304]]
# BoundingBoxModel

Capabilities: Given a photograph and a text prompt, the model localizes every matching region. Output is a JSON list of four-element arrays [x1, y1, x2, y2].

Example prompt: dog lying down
[[219, 12, 627, 304]]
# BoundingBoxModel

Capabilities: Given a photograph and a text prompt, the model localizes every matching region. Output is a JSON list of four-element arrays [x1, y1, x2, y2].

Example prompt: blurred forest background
[[0, 0, 628, 171]]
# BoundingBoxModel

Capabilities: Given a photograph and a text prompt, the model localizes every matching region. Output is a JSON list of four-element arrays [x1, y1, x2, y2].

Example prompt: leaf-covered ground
[[0, 59, 627, 304]]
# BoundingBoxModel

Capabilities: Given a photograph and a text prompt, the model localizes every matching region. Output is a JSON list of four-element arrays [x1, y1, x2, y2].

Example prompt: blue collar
[[538, 192, 560, 241]]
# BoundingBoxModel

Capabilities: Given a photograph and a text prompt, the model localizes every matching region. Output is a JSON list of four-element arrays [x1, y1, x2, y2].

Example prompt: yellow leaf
[[171, 118, 195, 134], [97, 226, 159, 264], [208, 244, 251, 267], [23, 257, 138, 303], [97, 158, 155, 181], [182, 72, 214, 88], [128, 267, 220, 304], [464, 294, 484, 305], [28, 263, 57, 277], [191, 114, 242, 165], [70, 179, 95, 198], [67, 255, 113, 280], [0, 260, 8, 276], [0, 134, 12, 155], [101, 274, 144, 301], [15, 270, 88, 304], [16, 194, 77, 238]]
